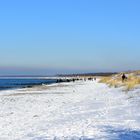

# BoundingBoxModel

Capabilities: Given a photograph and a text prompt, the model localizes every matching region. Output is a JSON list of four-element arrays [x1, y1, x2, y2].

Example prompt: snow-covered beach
[[0, 80, 140, 140]]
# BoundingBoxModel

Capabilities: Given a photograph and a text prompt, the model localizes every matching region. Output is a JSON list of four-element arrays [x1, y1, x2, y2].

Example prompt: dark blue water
[[0, 78, 57, 90]]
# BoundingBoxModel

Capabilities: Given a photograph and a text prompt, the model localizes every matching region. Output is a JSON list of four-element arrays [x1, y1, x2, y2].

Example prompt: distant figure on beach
[[88, 77, 93, 81], [122, 73, 127, 82]]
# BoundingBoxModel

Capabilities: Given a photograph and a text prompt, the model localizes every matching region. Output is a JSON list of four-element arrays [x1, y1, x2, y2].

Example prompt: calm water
[[0, 78, 57, 90]]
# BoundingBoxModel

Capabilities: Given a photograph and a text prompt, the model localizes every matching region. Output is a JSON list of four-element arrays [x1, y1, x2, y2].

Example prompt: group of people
[[57, 77, 97, 83]]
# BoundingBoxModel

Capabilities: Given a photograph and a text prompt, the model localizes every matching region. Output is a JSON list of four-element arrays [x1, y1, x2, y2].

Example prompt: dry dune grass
[[124, 76, 140, 90], [99, 72, 140, 90], [99, 75, 122, 88], [132, 70, 140, 75]]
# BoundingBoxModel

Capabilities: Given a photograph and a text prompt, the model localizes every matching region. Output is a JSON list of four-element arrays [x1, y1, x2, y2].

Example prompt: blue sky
[[0, 0, 140, 75]]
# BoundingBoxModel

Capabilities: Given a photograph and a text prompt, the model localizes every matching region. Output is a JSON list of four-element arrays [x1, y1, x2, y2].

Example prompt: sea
[[0, 77, 57, 91]]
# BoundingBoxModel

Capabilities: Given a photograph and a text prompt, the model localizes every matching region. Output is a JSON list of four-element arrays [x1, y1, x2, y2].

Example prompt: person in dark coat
[[122, 73, 127, 82]]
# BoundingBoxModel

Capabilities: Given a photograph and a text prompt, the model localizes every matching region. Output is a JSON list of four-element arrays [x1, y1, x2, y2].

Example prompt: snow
[[0, 80, 140, 140]]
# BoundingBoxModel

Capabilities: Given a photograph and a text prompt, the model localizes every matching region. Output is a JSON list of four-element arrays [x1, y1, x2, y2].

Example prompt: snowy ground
[[0, 80, 140, 140]]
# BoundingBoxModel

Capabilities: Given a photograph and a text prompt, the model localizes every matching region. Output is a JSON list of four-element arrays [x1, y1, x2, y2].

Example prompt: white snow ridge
[[0, 80, 140, 140]]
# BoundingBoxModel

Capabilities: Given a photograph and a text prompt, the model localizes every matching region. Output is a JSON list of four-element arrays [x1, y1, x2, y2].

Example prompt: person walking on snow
[[122, 73, 127, 82]]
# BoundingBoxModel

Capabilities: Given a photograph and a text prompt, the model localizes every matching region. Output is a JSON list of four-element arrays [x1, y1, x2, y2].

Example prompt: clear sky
[[0, 0, 140, 75]]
